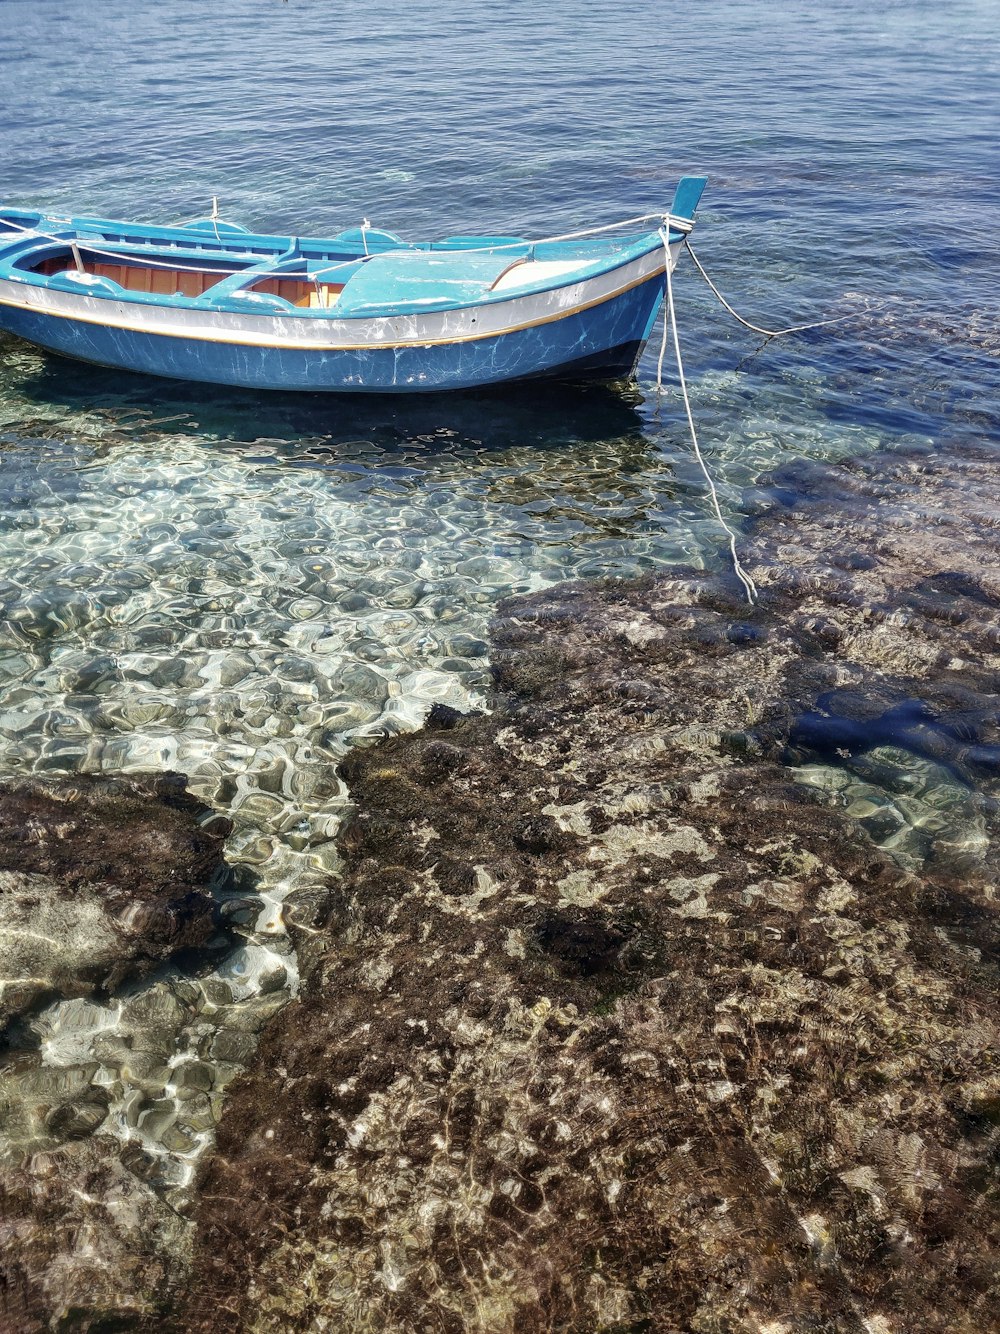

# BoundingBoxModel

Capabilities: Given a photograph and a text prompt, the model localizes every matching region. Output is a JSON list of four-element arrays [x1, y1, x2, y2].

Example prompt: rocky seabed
[[1, 443, 999, 1331]]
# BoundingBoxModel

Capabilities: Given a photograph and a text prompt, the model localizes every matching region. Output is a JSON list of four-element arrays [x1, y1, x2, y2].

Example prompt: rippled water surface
[[1, 0, 998, 1190]]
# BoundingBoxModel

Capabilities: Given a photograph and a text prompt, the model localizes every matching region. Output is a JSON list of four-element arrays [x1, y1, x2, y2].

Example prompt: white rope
[[209, 196, 224, 246], [652, 233, 878, 604], [411, 210, 693, 255], [655, 235, 672, 388], [176, 196, 250, 235], [685, 239, 868, 338], [485, 210, 692, 248], [657, 227, 758, 605]]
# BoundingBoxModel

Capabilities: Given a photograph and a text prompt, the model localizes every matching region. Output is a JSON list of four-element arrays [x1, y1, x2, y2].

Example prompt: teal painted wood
[[670, 176, 708, 220]]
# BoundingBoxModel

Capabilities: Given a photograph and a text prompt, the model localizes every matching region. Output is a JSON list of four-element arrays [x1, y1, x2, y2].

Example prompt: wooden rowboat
[[0, 177, 706, 394]]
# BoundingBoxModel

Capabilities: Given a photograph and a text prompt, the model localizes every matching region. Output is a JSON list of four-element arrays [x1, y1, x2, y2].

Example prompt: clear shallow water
[[0, 0, 998, 1193]]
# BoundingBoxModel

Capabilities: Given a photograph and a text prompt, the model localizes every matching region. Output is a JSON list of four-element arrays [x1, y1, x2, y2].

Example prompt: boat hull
[[0, 248, 673, 393]]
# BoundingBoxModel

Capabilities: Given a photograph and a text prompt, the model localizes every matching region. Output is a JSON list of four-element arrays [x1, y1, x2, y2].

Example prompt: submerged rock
[[0, 1138, 191, 1329], [0, 773, 232, 1331], [3, 447, 998, 1331], [178, 448, 1000, 1333], [0, 773, 231, 1033]]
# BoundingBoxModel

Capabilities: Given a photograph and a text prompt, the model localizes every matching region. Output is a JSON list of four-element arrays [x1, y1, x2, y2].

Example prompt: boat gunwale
[[0, 210, 677, 322], [0, 248, 673, 353]]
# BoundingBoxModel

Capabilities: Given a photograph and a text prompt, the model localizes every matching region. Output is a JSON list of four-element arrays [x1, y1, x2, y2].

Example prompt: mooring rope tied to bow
[[657, 226, 759, 605], [655, 225, 872, 605]]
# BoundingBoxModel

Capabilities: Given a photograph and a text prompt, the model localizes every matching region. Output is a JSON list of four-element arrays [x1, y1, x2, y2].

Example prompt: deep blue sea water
[[0, 0, 998, 1184]]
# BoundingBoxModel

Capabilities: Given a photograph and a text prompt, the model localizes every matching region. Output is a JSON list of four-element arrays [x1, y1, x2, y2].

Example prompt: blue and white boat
[[0, 177, 706, 395]]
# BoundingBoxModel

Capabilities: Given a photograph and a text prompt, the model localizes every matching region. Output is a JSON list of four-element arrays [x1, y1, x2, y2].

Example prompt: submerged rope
[[657, 226, 759, 605], [653, 228, 877, 604], [684, 239, 867, 338]]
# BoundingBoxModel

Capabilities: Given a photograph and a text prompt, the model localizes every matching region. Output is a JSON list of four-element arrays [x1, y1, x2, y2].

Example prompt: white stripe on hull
[[0, 243, 681, 353]]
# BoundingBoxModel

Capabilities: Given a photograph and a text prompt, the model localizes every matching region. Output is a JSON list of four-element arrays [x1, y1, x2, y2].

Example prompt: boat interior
[[0, 211, 661, 320], [0, 187, 708, 322], [27, 250, 346, 308], [13, 242, 583, 314]]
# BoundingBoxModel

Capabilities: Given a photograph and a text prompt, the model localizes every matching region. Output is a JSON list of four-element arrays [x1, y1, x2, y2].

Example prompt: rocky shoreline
[[3, 444, 1000, 1331]]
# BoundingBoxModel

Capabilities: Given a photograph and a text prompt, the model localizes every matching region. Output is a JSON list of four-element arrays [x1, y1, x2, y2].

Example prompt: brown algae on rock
[[0, 773, 233, 1326], [0, 772, 229, 1030], [176, 448, 1000, 1333]]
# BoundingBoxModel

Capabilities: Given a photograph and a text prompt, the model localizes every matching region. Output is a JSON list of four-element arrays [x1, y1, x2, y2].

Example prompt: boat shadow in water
[[2, 336, 652, 458]]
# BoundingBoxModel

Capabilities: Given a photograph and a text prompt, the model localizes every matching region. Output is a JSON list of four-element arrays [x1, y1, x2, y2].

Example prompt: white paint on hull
[[0, 241, 682, 353]]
